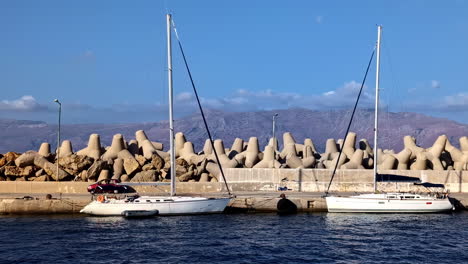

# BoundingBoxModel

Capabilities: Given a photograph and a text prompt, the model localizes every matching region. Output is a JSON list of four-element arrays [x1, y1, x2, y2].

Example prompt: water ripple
[[1, 212, 467, 263]]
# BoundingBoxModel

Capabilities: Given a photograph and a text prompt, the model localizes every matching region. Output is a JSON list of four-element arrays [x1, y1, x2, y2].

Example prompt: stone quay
[[1, 168, 467, 214]]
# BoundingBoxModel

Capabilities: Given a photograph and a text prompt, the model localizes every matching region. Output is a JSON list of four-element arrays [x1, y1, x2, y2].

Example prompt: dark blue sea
[[1, 212, 467, 264]]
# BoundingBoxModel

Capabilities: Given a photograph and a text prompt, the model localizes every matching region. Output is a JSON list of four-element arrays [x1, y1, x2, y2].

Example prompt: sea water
[[1, 212, 467, 263]]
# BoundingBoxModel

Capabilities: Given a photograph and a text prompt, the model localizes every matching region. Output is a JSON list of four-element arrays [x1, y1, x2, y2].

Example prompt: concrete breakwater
[[0, 193, 329, 214], [1, 168, 466, 194], [1, 192, 467, 215], [1, 130, 468, 185], [0, 168, 467, 214], [0, 196, 89, 214]]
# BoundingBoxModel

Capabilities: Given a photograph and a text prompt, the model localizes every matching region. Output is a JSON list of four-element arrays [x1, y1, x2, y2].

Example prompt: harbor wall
[[0, 169, 466, 194]]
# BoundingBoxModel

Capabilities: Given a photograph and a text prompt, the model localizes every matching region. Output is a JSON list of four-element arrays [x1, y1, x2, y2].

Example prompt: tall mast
[[167, 14, 176, 196], [373, 25, 382, 193]]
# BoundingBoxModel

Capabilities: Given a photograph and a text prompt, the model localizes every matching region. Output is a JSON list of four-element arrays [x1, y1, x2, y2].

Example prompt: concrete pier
[[1, 192, 467, 215], [0, 168, 467, 214], [0, 196, 89, 214], [1, 168, 467, 194]]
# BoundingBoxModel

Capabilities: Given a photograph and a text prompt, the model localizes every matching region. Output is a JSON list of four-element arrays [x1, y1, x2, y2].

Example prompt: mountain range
[[1, 108, 467, 154]]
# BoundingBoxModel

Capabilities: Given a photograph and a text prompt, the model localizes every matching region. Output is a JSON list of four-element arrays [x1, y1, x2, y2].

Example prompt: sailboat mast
[[373, 25, 382, 193], [167, 14, 176, 196]]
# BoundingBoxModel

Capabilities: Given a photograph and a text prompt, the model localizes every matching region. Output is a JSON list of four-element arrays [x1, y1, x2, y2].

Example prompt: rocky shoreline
[[1, 130, 467, 183]]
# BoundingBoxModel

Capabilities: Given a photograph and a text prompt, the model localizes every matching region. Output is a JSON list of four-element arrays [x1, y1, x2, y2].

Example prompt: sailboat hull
[[80, 196, 231, 216], [326, 194, 453, 213]]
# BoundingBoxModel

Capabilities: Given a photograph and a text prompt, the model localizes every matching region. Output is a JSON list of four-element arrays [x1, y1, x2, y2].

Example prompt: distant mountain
[[1, 109, 467, 153]]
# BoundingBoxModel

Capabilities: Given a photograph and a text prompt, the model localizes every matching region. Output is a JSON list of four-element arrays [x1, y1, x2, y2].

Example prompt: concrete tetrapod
[[460, 136, 468, 154], [358, 139, 373, 169], [359, 139, 373, 154], [97, 169, 110, 182], [342, 132, 357, 158], [380, 155, 397, 170], [304, 138, 317, 154], [268, 137, 279, 152], [101, 134, 126, 161], [202, 139, 212, 155], [302, 145, 316, 168], [199, 172, 210, 182], [38, 143, 51, 157], [135, 130, 167, 157], [135, 130, 149, 146], [140, 140, 160, 160], [341, 149, 364, 169], [394, 148, 412, 170], [244, 137, 260, 168], [112, 158, 124, 180], [410, 152, 428, 170], [253, 145, 280, 168], [151, 141, 163, 151], [77, 134, 102, 160], [376, 149, 386, 166], [228, 138, 244, 159], [403, 136, 424, 160], [324, 138, 339, 157], [281, 132, 296, 153], [228, 138, 246, 165], [324, 152, 347, 170], [15, 151, 39, 167], [337, 139, 344, 152], [212, 140, 238, 168], [180, 141, 205, 165], [283, 132, 296, 146], [303, 144, 314, 158], [205, 161, 220, 181], [424, 135, 447, 171], [445, 139, 468, 170], [127, 140, 140, 156], [58, 140, 73, 158], [282, 144, 303, 169], [175, 132, 187, 158], [282, 132, 304, 155]]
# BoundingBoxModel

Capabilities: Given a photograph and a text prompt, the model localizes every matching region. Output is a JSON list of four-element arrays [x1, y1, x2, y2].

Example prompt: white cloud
[[403, 91, 468, 115], [431, 80, 441, 89], [183, 81, 375, 112], [439, 93, 468, 111], [311, 81, 375, 109], [75, 49, 96, 64], [175, 92, 193, 102], [0, 82, 377, 123], [83, 50, 94, 58], [0, 96, 48, 111], [408, 87, 417, 93], [315, 16, 323, 24]]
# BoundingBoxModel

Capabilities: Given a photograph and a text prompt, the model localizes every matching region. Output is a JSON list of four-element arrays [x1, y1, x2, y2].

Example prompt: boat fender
[[97, 195, 105, 202], [277, 193, 297, 215]]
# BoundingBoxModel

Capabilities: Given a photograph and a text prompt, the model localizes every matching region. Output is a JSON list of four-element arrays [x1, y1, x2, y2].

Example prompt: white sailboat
[[80, 14, 231, 216], [325, 26, 453, 213]]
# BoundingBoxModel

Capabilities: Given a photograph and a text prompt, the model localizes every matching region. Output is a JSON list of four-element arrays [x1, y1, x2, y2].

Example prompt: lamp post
[[272, 113, 279, 150], [54, 99, 61, 182]]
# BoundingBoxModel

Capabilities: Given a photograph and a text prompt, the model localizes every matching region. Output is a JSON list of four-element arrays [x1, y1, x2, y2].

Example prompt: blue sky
[[0, 0, 467, 124]]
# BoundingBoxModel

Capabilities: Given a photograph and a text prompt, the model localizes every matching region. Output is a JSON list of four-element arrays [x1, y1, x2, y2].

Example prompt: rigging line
[[171, 18, 233, 197], [382, 38, 401, 112], [324, 48, 376, 196], [382, 41, 404, 146]]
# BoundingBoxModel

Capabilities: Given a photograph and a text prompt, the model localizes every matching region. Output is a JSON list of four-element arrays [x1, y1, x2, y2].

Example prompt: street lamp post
[[54, 99, 61, 182], [272, 113, 279, 150]]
